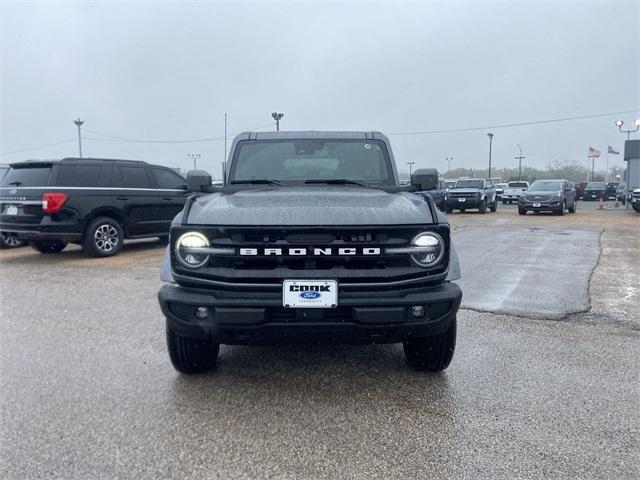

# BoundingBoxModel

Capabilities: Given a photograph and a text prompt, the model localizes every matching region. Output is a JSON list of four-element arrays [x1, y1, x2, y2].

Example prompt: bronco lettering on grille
[[239, 247, 381, 256]]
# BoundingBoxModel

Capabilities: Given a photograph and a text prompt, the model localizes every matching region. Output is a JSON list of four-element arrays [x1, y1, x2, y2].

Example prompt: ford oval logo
[[300, 291, 321, 299], [10, 189, 17, 195]]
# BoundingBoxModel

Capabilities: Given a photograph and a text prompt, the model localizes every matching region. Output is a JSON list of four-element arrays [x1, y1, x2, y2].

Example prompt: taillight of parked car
[[42, 192, 69, 214]]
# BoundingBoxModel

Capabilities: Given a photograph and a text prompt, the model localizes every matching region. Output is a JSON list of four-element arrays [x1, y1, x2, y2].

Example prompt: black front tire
[[30, 240, 67, 254], [490, 200, 497, 212], [82, 216, 124, 257], [166, 323, 219, 374], [403, 318, 456, 372], [568, 200, 576, 213], [479, 199, 487, 214], [518, 207, 527, 215], [557, 201, 566, 216]]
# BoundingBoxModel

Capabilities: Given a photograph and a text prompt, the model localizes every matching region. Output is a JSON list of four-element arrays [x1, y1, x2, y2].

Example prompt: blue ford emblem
[[300, 291, 321, 299], [10, 189, 17, 195]]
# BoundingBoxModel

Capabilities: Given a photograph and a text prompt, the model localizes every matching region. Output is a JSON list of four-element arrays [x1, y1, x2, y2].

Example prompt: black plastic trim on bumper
[[158, 281, 462, 345], [446, 199, 481, 208], [0, 222, 82, 242]]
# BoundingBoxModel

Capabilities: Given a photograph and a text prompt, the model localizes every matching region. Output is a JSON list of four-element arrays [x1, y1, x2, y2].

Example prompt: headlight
[[175, 231, 210, 268], [409, 232, 445, 268]]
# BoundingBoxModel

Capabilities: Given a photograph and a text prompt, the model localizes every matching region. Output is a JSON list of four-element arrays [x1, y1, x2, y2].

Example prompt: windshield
[[508, 182, 529, 188], [455, 179, 484, 189], [529, 180, 563, 191], [444, 181, 457, 188], [229, 139, 394, 185], [586, 182, 606, 188]]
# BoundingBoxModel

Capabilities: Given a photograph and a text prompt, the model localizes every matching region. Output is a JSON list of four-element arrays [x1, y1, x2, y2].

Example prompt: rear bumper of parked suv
[[158, 281, 462, 345], [0, 218, 82, 242]]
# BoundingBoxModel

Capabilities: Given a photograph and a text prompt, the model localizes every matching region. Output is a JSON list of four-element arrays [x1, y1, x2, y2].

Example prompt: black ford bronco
[[158, 131, 462, 373]]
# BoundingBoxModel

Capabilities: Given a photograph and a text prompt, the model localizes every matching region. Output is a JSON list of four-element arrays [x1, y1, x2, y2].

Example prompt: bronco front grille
[[171, 225, 450, 289]]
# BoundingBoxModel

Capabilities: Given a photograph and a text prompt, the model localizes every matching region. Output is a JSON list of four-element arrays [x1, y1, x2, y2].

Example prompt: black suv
[[444, 178, 497, 213], [0, 158, 189, 256]]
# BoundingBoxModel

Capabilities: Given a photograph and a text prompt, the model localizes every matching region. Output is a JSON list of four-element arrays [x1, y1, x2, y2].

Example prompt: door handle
[[116, 196, 129, 201]]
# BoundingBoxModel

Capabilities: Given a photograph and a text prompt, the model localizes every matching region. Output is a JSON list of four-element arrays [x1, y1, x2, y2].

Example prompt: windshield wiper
[[305, 179, 371, 187], [9, 181, 22, 186], [230, 179, 281, 186]]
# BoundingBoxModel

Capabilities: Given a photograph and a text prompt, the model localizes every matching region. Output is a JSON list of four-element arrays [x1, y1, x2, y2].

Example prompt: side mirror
[[186, 170, 212, 193], [411, 168, 438, 190]]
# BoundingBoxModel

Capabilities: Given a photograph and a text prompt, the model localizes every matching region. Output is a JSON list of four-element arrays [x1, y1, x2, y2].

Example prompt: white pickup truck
[[502, 181, 530, 204]]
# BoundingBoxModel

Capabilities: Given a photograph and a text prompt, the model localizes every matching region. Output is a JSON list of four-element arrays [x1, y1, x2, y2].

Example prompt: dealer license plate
[[533, 203, 541, 207], [283, 280, 338, 308], [5, 205, 18, 215], [458, 198, 466, 202]]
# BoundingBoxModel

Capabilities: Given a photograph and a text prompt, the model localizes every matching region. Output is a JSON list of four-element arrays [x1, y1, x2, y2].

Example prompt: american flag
[[608, 146, 620, 155], [588, 146, 601, 157]]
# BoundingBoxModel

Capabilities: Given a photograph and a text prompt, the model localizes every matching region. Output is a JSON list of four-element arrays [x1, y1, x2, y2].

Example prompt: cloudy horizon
[[1, 1, 639, 178]]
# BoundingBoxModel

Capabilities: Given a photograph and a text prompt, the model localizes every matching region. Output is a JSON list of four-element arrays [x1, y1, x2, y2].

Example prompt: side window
[[152, 168, 186, 190], [56, 165, 103, 187], [114, 166, 150, 188]]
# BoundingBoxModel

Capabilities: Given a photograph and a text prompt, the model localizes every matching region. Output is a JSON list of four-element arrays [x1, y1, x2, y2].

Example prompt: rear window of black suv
[[1, 165, 51, 187]]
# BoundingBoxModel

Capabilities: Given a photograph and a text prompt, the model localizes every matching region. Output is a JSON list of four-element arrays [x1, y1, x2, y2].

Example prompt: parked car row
[[0, 158, 189, 257]]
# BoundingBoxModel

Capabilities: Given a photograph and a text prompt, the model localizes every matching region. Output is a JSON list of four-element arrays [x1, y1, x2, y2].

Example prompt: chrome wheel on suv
[[83, 216, 124, 257]]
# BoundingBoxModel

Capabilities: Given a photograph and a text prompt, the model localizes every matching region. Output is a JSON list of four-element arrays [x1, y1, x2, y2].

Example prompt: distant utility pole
[[515, 144, 525, 180], [73, 118, 84, 158], [406, 162, 415, 178], [486, 133, 494, 179], [188, 153, 201, 170], [224, 113, 228, 162], [271, 112, 284, 131], [446, 156, 454, 172]]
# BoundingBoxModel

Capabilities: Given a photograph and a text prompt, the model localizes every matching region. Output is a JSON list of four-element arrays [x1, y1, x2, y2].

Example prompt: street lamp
[[73, 118, 84, 158], [615, 119, 640, 140], [515, 144, 525, 180], [188, 153, 201, 170], [445, 156, 454, 172], [487, 133, 494, 180], [406, 161, 415, 178], [271, 112, 284, 131]]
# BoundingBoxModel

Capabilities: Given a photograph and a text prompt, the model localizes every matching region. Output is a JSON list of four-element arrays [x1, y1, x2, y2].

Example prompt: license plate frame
[[283, 279, 338, 309], [5, 205, 18, 216]]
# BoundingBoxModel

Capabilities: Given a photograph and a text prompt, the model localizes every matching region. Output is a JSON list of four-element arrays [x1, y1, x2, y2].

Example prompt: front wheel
[[30, 240, 67, 254], [490, 200, 497, 212], [403, 318, 456, 372], [518, 207, 527, 215], [166, 323, 219, 374], [568, 200, 576, 213], [557, 201, 566, 216], [82, 217, 124, 257], [479, 199, 487, 214]]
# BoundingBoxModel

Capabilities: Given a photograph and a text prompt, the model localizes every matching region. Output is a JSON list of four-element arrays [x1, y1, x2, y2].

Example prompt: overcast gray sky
[[1, 1, 639, 178]]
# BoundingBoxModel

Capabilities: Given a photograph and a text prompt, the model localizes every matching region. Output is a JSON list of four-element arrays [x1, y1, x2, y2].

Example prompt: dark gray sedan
[[518, 179, 577, 215]]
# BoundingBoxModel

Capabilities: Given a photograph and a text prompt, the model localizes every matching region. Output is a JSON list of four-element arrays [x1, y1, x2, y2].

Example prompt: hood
[[185, 186, 434, 226]]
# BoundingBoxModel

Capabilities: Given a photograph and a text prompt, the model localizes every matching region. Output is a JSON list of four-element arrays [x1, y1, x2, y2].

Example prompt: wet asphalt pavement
[[1, 205, 639, 479]]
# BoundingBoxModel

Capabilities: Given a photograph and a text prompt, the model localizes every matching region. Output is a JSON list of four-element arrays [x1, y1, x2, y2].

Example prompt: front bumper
[[446, 197, 481, 209], [519, 200, 561, 212], [158, 281, 462, 345]]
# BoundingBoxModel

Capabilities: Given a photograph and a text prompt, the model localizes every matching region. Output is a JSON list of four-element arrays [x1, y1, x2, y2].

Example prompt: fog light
[[412, 306, 425, 318], [194, 307, 209, 320]]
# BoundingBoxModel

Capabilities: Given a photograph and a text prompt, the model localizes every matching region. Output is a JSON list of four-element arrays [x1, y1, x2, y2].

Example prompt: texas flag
[[588, 146, 601, 157], [608, 146, 620, 155]]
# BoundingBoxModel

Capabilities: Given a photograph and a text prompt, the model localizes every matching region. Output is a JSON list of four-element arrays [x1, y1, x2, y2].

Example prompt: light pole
[[615, 119, 640, 140], [188, 153, 201, 170], [73, 118, 84, 158], [515, 144, 525, 180], [446, 156, 453, 173], [271, 112, 284, 131], [406, 161, 415, 178], [487, 133, 494, 180]]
